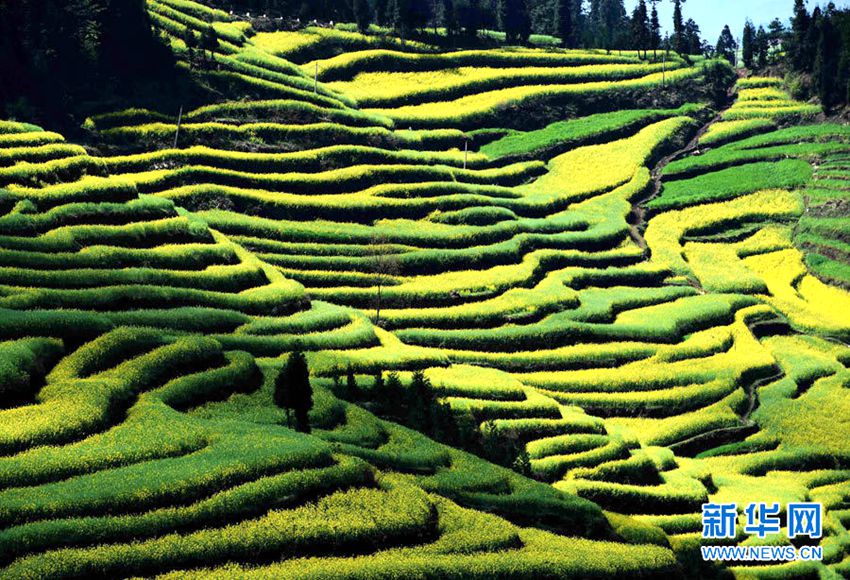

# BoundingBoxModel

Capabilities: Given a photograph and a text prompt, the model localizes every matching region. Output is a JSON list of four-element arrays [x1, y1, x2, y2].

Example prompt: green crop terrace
[[1, 0, 849, 578]]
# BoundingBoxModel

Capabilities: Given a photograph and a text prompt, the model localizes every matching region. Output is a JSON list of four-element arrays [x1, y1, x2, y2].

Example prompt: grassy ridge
[[2, 4, 850, 578]]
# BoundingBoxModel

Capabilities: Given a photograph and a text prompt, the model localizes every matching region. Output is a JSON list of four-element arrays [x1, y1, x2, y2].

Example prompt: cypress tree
[[672, 0, 684, 53], [384, 372, 403, 416], [442, 0, 459, 37], [410, 0, 433, 31], [557, 0, 574, 48], [274, 351, 313, 433], [592, 0, 626, 51], [768, 17, 786, 45], [389, 0, 414, 39], [630, 0, 649, 57], [389, 0, 402, 33], [501, 0, 531, 45], [201, 25, 219, 54], [838, 49, 850, 107], [371, 371, 385, 401], [345, 365, 358, 400], [354, 0, 372, 33], [588, 0, 602, 45], [519, 0, 532, 44], [406, 370, 433, 430], [790, 0, 811, 70], [755, 25, 769, 68], [432, 401, 459, 445], [813, 28, 826, 105], [805, 6, 823, 74], [183, 28, 198, 67], [459, 0, 482, 37], [813, 10, 839, 109], [374, 0, 389, 25], [716, 24, 737, 66], [649, 0, 661, 57], [742, 19, 755, 68]]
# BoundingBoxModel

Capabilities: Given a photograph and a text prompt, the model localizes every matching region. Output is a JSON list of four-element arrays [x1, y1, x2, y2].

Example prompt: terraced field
[[2, 1, 850, 578]]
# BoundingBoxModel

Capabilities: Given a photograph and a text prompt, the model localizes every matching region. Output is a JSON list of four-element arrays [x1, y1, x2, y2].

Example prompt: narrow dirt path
[[622, 96, 798, 459], [670, 358, 785, 458], [624, 112, 723, 295], [627, 111, 725, 250]]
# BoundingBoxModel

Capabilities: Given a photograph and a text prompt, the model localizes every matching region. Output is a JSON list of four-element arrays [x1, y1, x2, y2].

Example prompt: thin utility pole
[[463, 139, 468, 170], [173, 106, 183, 149]]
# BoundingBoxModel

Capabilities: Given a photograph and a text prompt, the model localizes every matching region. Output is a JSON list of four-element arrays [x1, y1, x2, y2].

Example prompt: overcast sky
[[623, 0, 850, 44]]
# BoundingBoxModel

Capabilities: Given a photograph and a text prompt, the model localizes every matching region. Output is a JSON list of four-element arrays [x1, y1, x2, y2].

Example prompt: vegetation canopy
[[0, 1, 849, 579]]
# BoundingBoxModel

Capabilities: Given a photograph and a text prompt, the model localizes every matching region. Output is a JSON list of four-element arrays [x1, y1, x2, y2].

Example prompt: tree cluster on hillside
[[741, 19, 771, 69], [522, 0, 700, 52], [225, 0, 702, 53], [723, 1, 850, 111], [668, 0, 702, 54], [337, 369, 465, 446], [782, 0, 850, 111], [0, 0, 174, 124]]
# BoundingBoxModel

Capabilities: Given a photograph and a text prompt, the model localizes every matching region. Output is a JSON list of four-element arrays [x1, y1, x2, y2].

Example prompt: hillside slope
[[1, 2, 850, 578]]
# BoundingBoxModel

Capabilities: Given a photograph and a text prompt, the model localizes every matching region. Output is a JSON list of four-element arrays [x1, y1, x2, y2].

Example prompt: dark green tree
[[374, 0, 390, 25], [768, 17, 786, 44], [742, 19, 755, 68], [500, 0, 531, 44], [388, 0, 403, 33], [650, 0, 662, 56], [183, 28, 198, 50], [481, 420, 523, 467], [100, 0, 167, 75], [388, 0, 414, 39], [0, 0, 172, 123], [200, 25, 219, 63], [458, 0, 482, 36], [701, 58, 736, 107], [410, 0, 434, 31], [345, 365, 359, 400], [606, 0, 628, 50], [805, 6, 823, 74], [755, 25, 770, 68], [588, 0, 601, 40], [790, 0, 812, 70], [384, 371, 404, 413], [405, 370, 432, 429], [442, 0, 460, 37], [354, 0, 372, 33], [371, 371, 385, 399], [838, 48, 850, 109], [589, 0, 627, 50], [630, 0, 649, 57], [431, 401, 460, 445], [274, 351, 313, 433], [557, 0, 575, 48], [183, 28, 198, 67], [813, 8, 840, 109], [682, 18, 702, 54], [672, 0, 685, 53], [715, 24, 737, 66]]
